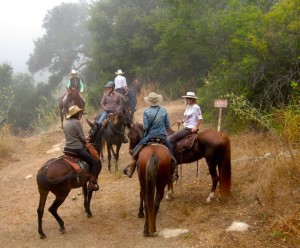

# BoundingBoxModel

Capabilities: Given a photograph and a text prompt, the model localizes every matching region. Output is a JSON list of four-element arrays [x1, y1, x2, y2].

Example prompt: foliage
[[27, 1, 91, 88]]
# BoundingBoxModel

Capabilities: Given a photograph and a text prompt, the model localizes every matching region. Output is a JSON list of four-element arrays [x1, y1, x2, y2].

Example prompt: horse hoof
[[87, 212, 93, 218], [165, 193, 173, 200], [143, 231, 150, 237], [151, 232, 158, 237], [138, 212, 144, 218], [59, 227, 65, 234], [40, 233, 46, 239]]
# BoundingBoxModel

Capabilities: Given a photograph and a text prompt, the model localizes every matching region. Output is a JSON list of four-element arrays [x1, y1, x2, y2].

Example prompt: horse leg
[[165, 180, 174, 200], [107, 143, 112, 173], [37, 187, 49, 239], [48, 192, 69, 234], [151, 189, 165, 237], [83, 185, 93, 218], [138, 189, 144, 218], [206, 160, 219, 203], [114, 144, 121, 172]]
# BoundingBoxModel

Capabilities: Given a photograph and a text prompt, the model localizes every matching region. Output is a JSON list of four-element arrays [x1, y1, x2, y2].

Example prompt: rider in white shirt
[[114, 69, 135, 112]]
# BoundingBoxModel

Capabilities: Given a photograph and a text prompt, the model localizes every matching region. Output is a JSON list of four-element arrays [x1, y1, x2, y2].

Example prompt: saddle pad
[[62, 156, 85, 173]]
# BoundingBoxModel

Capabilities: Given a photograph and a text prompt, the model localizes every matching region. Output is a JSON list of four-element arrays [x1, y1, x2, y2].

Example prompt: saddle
[[173, 133, 198, 153], [61, 153, 87, 173]]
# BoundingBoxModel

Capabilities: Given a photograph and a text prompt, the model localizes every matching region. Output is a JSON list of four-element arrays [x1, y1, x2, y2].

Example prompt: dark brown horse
[[58, 87, 85, 128], [87, 109, 132, 173], [128, 123, 231, 202], [136, 144, 172, 237], [36, 121, 102, 239]]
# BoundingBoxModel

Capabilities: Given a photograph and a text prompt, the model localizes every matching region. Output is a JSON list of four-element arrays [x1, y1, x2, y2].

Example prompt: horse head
[[128, 122, 143, 154], [86, 119, 103, 155]]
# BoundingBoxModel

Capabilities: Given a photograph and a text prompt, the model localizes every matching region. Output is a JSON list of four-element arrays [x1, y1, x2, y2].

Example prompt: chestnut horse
[[136, 144, 172, 237], [58, 87, 85, 128], [36, 121, 102, 239], [128, 123, 231, 202]]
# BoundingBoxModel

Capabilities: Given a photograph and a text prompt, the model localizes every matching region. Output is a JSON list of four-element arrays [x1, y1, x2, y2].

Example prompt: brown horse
[[128, 123, 231, 202], [36, 121, 102, 239], [58, 87, 85, 128], [136, 144, 172, 237], [87, 109, 132, 173]]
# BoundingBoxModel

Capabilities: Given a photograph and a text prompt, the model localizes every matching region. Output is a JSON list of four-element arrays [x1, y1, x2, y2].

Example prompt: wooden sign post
[[214, 99, 228, 131]]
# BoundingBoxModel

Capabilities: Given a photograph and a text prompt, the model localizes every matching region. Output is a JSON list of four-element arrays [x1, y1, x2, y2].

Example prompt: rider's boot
[[123, 157, 137, 178], [88, 175, 99, 191]]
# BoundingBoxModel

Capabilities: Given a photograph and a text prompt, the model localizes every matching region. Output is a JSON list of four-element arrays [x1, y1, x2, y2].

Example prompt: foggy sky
[[0, 0, 79, 73]]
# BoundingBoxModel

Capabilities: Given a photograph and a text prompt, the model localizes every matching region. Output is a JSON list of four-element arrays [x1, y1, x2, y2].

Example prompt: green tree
[[27, 1, 91, 88]]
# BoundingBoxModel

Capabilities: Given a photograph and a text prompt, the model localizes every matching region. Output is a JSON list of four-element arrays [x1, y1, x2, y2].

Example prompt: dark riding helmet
[[105, 81, 115, 88]]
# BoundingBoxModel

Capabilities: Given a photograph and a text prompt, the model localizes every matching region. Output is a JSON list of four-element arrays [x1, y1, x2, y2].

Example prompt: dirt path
[[0, 100, 297, 247]]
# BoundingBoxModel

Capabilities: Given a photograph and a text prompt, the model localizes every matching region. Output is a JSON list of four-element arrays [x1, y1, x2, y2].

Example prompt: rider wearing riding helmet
[[96, 81, 128, 143]]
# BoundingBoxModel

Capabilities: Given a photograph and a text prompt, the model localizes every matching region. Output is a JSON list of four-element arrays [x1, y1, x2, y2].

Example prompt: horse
[[36, 120, 102, 239], [58, 87, 85, 128], [128, 123, 231, 203], [136, 144, 172, 237], [87, 109, 132, 173]]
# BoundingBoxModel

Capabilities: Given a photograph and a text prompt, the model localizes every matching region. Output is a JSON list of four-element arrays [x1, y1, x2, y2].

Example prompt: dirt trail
[[0, 100, 297, 247]]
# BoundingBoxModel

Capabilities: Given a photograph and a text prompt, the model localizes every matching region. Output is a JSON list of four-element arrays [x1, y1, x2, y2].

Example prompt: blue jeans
[[97, 112, 108, 124]]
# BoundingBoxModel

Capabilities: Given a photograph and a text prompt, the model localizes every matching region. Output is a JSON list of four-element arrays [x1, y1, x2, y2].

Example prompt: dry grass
[[231, 132, 300, 237], [0, 125, 22, 161]]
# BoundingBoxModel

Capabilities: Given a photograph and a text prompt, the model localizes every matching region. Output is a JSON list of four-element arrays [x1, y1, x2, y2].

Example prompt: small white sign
[[214, 99, 228, 108]]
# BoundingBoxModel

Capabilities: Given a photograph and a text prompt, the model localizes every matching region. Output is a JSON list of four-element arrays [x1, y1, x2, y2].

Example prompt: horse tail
[[219, 136, 231, 198], [146, 153, 158, 235]]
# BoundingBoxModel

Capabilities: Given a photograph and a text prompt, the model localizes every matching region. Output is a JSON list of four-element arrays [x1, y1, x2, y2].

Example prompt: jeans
[[97, 112, 108, 124]]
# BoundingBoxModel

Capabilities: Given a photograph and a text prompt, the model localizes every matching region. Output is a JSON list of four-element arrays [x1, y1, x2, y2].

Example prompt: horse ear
[[86, 119, 95, 128]]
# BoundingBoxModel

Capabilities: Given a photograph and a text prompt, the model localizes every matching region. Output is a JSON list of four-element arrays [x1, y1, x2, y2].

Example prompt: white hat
[[115, 69, 124, 75], [71, 69, 77, 74], [182, 92, 199, 99], [144, 92, 163, 106], [66, 105, 83, 119]]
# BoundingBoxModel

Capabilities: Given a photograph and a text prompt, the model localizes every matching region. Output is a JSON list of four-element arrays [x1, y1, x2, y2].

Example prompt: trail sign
[[214, 99, 228, 108], [214, 99, 228, 131]]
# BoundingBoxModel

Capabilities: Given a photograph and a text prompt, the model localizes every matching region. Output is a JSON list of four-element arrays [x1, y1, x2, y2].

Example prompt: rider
[[168, 91, 203, 151], [96, 81, 128, 143], [114, 69, 136, 113], [63, 105, 101, 191], [62, 69, 85, 114], [123, 92, 177, 178]]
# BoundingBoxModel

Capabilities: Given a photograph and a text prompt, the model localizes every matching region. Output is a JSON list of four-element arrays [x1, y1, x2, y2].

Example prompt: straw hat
[[181, 92, 199, 99], [144, 92, 163, 106], [66, 105, 83, 119], [115, 69, 124, 75]]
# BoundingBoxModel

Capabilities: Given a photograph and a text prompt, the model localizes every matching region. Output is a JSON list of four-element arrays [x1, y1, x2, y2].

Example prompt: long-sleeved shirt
[[64, 118, 86, 149], [101, 91, 123, 112]]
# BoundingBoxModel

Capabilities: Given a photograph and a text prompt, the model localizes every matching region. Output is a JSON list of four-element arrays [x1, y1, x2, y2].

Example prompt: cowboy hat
[[66, 105, 83, 119], [115, 69, 124, 75], [182, 92, 199, 99], [144, 92, 163, 106], [71, 69, 77, 74]]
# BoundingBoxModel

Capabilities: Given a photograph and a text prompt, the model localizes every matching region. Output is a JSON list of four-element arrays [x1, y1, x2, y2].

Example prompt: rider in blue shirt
[[123, 92, 176, 178]]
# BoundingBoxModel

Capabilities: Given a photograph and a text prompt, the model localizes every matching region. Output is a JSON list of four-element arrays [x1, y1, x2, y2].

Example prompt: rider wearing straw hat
[[168, 91, 203, 152], [123, 92, 176, 178], [64, 105, 101, 191]]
